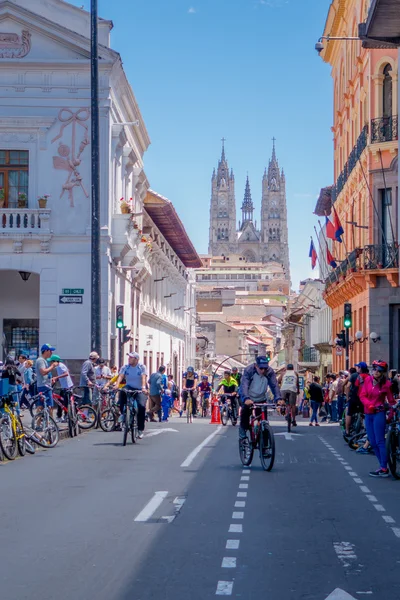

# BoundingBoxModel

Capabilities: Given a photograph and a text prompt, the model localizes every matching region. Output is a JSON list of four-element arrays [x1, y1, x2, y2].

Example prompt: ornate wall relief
[[0, 31, 31, 58]]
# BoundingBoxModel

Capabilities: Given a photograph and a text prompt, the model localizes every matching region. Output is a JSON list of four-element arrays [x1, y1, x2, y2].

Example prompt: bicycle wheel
[[32, 414, 59, 448], [68, 403, 77, 438], [387, 428, 400, 479], [286, 411, 291, 433], [187, 399, 192, 423], [0, 416, 18, 460], [259, 422, 275, 472], [123, 405, 130, 446], [348, 431, 367, 450], [77, 405, 96, 429], [131, 411, 138, 444], [100, 408, 116, 432], [17, 418, 26, 457], [239, 430, 254, 466], [221, 406, 228, 426]]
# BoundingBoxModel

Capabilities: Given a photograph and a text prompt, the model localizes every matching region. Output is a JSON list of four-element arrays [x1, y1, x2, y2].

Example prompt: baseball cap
[[49, 354, 61, 362], [355, 361, 368, 369], [41, 343, 55, 353], [256, 356, 270, 368], [127, 352, 140, 359], [89, 351, 99, 360]]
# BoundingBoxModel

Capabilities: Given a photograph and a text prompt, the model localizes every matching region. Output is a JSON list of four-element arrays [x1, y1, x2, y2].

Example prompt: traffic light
[[266, 351, 271, 362], [122, 326, 131, 345], [344, 303, 352, 329], [116, 305, 124, 329], [336, 331, 346, 348]]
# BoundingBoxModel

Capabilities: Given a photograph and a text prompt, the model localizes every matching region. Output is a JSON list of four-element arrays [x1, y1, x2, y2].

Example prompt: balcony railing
[[299, 346, 319, 363], [371, 115, 398, 144], [325, 244, 398, 287], [331, 125, 368, 203], [0, 208, 50, 232]]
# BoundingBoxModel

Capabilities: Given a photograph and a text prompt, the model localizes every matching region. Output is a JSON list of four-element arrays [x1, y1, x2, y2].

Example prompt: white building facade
[[0, 0, 200, 379]]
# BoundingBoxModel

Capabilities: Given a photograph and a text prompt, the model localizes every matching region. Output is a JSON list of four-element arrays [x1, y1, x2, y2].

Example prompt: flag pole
[[313, 227, 328, 278], [325, 210, 351, 273]]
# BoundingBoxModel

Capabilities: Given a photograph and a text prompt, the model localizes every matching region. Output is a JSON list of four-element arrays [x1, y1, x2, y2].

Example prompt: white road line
[[229, 524, 242, 533], [349, 471, 358, 477], [134, 491, 168, 522], [237, 492, 247, 498], [226, 540, 240, 550], [235, 501, 246, 508], [242, 469, 250, 473], [353, 478, 363, 484], [373, 504, 385, 512], [391, 527, 400, 538], [240, 476, 250, 481], [383, 515, 395, 524], [360, 486, 371, 493], [239, 483, 248, 489], [181, 426, 222, 467], [232, 511, 244, 519], [216, 581, 233, 596], [344, 466, 352, 471], [366, 495, 378, 503], [333, 542, 357, 569], [222, 557, 237, 568]]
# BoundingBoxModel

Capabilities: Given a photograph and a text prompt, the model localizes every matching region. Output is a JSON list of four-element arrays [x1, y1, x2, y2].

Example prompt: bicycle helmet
[[372, 360, 388, 373], [187, 366, 194, 373], [202, 375, 209, 380]]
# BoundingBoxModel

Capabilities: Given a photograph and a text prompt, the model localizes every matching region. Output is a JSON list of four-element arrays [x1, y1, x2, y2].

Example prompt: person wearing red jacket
[[360, 360, 394, 478]]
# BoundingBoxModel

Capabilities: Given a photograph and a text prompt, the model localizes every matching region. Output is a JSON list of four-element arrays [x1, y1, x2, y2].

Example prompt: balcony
[[371, 116, 398, 144], [0, 208, 50, 233], [298, 345, 320, 368], [331, 125, 368, 203]]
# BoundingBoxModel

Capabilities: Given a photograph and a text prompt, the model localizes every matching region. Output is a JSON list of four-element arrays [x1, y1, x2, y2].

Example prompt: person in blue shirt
[[148, 366, 166, 422], [114, 352, 148, 439]]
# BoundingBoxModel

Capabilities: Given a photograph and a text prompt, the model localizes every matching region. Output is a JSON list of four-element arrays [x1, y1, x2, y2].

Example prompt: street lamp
[[315, 35, 360, 54]]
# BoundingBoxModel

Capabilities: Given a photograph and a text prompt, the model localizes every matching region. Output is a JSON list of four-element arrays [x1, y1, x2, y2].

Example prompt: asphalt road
[[1, 416, 400, 600]]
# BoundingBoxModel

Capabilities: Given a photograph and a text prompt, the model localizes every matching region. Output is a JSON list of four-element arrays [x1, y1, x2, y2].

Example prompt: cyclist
[[217, 370, 239, 420], [49, 354, 74, 422], [197, 375, 212, 416], [182, 366, 198, 417], [360, 359, 395, 478], [231, 366, 242, 387], [239, 355, 281, 439], [114, 352, 147, 439], [279, 363, 300, 427]]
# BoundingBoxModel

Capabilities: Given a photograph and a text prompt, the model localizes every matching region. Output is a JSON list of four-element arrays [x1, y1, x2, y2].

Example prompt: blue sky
[[78, 0, 333, 289]]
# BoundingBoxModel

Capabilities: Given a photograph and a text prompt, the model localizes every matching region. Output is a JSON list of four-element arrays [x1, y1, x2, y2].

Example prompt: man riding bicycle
[[197, 375, 212, 415], [113, 352, 147, 439], [217, 370, 239, 420], [239, 356, 281, 438], [182, 367, 198, 417]]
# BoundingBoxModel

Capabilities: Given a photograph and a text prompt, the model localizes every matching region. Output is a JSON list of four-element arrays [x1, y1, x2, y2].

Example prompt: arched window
[[383, 64, 393, 118], [225, 228, 229, 239], [217, 228, 220, 239]]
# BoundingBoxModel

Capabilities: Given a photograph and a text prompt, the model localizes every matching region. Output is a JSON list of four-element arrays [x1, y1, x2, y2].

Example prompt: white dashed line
[[366, 495, 378, 503], [383, 515, 395, 524], [373, 504, 385, 512], [134, 491, 168, 522], [353, 478, 363, 484], [391, 528, 400, 538], [222, 557, 236, 568], [360, 486, 371, 493], [235, 501, 246, 508], [237, 491, 247, 498], [226, 539, 240, 550], [232, 512, 244, 519], [349, 471, 358, 477], [239, 483, 248, 489], [344, 466, 352, 471], [229, 524, 242, 533], [216, 581, 233, 595]]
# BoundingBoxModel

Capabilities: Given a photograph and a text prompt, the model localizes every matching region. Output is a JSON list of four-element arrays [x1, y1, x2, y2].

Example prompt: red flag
[[309, 239, 317, 270], [325, 216, 336, 241], [326, 248, 337, 268], [333, 207, 344, 242]]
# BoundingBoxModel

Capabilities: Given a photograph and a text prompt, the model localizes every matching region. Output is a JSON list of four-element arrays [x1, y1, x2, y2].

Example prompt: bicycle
[[386, 400, 400, 479], [99, 395, 120, 432], [29, 393, 60, 448], [220, 394, 238, 426], [0, 394, 35, 459], [239, 402, 276, 471], [276, 400, 292, 433], [122, 389, 139, 446], [52, 387, 96, 436], [200, 393, 210, 418], [186, 394, 193, 423]]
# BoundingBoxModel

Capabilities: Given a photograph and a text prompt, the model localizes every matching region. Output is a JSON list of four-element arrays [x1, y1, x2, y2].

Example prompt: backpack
[[172, 383, 179, 399]]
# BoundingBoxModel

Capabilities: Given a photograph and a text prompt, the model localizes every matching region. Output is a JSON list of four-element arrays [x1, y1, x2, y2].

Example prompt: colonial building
[[317, 0, 399, 371], [208, 142, 291, 280], [0, 0, 200, 379]]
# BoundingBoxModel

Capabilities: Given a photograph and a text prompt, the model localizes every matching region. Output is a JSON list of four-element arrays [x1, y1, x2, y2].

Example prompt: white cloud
[[188, 7, 196, 13]]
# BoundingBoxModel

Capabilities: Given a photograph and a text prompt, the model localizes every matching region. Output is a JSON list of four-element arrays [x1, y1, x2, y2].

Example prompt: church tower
[[261, 141, 290, 279], [208, 141, 237, 256]]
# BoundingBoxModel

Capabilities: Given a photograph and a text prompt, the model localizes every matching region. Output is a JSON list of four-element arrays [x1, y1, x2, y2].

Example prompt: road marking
[[366, 495, 378, 502], [232, 511, 244, 519], [181, 425, 222, 467], [353, 478, 363, 484], [240, 476, 250, 481], [134, 491, 168, 522], [237, 492, 247, 498], [344, 466, 352, 471], [216, 581, 233, 596], [275, 432, 302, 440], [222, 557, 236, 568], [333, 542, 357, 569], [235, 501, 246, 508], [145, 428, 179, 438], [391, 527, 400, 538], [360, 486, 371, 493], [373, 504, 385, 512], [325, 590, 357, 600], [239, 483, 248, 489], [229, 524, 242, 533], [348, 471, 358, 477], [382, 515, 395, 524], [226, 540, 240, 549]]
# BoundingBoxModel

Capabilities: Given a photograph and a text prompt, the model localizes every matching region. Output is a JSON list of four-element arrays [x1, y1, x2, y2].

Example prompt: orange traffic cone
[[210, 395, 221, 424]]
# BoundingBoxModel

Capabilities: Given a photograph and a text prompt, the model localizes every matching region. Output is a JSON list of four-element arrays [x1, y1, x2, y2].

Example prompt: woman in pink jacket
[[360, 360, 394, 478]]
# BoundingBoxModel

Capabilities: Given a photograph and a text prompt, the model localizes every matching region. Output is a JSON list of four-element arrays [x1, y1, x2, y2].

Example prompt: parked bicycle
[[386, 400, 400, 479], [99, 396, 120, 432], [0, 394, 35, 459], [29, 394, 60, 448], [52, 387, 96, 436], [239, 402, 275, 471]]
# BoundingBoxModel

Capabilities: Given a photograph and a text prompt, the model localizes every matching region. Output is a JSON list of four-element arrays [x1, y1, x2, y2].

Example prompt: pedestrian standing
[[79, 352, 99, 405], [336, 371, 347, 420], [148, 365, 166, 422], [2, 357, 22, 414], [50, 355, 74, 421], [20, 360, 34, 410], [329, 374, 339, 422], [35, 344, 57, 416], [308, 376, 324, 426], [360, 360, 395, 478]]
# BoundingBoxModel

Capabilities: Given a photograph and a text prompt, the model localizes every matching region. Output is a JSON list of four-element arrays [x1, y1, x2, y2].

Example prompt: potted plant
[[38, 194, 50, 209], [18, 192, 27, 208], [0, 188, 4, 208], [120, 197, 131, 214]]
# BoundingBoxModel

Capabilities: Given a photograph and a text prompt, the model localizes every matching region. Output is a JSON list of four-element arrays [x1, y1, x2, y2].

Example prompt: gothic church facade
[[208, 142, 290, 280]]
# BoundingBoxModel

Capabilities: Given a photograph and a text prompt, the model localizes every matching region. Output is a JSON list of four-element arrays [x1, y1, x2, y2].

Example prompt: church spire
[[216, 137, 231, 187], [267, 137, 281, 191], [241, 175, 254, 226], [221, 137, 226, 162]]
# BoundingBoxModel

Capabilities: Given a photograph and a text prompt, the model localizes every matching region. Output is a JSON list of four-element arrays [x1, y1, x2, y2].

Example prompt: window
[[156, 352, 160, 370], [161, 352, 165, 367], [143, 350, 148, 369], [0, 150, 29, 208], [149, 351, 153, 375], [383, 64, 393, 118]]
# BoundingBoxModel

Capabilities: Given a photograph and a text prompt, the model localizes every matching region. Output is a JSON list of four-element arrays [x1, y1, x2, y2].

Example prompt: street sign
[[59, 295, 83, 304], [298, 376, 305, 391], [62, 288, 84, 295], [335, 346, 343, 356]]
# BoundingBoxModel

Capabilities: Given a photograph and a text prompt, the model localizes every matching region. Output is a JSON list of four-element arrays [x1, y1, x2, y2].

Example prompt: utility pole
[[345, 328, 350, 371], [90, 0, 101, 354]]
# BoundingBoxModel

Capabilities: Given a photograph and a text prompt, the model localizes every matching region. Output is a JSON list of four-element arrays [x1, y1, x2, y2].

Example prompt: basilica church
[[208, 142, 291, 281]]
